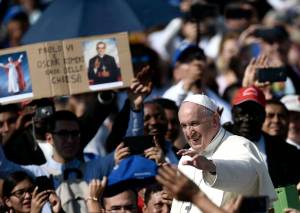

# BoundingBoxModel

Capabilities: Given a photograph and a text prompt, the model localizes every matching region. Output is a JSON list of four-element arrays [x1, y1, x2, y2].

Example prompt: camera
[[34, 106, 54, 121]]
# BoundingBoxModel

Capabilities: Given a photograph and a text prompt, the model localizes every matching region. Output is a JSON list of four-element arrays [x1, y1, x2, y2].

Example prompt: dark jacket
[[263, 132, 300, 188], [88, 54, 121, 84]]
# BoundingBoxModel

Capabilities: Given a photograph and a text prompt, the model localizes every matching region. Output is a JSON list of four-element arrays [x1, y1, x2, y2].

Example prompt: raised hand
[[242, 55, 270, 88], [128, 65, 152, 111], [177, 149, 216, 173], [144, 146, 165, 165], [156, 164, 201, 203], [48, 191, 62, 213], [114, 143, 130, 165], [86, 177, 107, 213], [30, 187, 50, 213], [156, 165, 239, 213], [89, 177, 107, 201]]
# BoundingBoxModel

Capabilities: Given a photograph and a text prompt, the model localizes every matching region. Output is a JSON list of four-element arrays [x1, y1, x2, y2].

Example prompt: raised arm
[[0, 63, 8, 68], [18, 54, 23, 63], [126, 65, 152, 136]]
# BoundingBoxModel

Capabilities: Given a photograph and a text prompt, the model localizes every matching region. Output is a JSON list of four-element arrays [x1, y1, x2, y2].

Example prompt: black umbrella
[[21, 0, 180, 44]]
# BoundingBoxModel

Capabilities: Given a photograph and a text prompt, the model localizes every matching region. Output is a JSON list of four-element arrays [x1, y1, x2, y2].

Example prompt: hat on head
[[232, 86, 266, 107], [280, 94, 300, 112], [104, 155, 158, 197], [183, 94, 218, 112]]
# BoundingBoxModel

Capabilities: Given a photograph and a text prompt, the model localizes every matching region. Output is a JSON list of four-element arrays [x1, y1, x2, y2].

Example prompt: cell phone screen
[[256, 67, 287, 83], [35, 176, 54, 193], [123, 135, 154, 155]]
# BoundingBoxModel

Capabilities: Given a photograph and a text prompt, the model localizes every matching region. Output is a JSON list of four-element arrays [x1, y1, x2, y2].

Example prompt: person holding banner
[[88, 41, 121, 85], [0, 54, 26, 94]]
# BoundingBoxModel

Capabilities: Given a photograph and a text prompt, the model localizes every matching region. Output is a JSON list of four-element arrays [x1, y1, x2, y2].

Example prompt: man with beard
[[230, 86, 300, 187]]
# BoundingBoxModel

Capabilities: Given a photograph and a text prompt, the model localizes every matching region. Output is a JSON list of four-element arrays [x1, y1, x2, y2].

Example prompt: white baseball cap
[[281, 94, 300, 112]]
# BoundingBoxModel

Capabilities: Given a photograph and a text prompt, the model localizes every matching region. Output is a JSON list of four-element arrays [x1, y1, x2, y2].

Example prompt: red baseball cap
[[232, 86, 266, 107]]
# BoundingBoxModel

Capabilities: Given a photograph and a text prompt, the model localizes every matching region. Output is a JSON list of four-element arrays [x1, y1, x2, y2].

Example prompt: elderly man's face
[[178, 102, 218, 152], [97, 43, 106, 56]]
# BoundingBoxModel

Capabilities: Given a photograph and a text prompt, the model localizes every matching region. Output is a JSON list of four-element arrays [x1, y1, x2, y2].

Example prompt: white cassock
[[171, 127, 277, 213], [7, 63, 19, 93]]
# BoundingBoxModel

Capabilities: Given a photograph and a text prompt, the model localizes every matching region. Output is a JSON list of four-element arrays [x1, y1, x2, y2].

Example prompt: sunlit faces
[[143, 191, 170, 213], [262, 103, 288, 138], [0, 111, 18, 145], [144, 103, 167, 137], [5, 179, 34, 213], [104, 190, 138, 213], [178, 102, 219, 152]]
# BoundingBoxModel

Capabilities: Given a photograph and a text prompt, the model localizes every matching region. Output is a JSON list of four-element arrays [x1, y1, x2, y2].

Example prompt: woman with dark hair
[[2, 171, 62, 213]]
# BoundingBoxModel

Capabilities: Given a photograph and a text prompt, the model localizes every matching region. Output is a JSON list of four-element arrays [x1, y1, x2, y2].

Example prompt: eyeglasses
[[106, 204, 137, 212], [10, 186, 34, 199], [52, 130, 80, 139]]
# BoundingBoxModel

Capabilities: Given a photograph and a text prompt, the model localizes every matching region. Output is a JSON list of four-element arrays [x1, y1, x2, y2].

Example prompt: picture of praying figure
[[0, 54, 26, 94]]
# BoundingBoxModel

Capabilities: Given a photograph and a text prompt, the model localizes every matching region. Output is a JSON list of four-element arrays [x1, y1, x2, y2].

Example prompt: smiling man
[[171, 94, 276, 213], [262, 100, 289, 140], [143, 101, 178, 165]]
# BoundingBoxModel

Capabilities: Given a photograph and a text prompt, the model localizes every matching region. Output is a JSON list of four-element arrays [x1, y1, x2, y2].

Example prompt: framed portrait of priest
[[82, 38, 123, 91]]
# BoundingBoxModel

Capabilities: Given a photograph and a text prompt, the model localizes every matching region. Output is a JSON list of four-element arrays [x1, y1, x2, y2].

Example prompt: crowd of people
[[0, 0, 300, 212]]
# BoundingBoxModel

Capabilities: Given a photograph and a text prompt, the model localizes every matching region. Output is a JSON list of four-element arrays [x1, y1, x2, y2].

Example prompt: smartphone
[[239, 196, 269, 213], [225, 7, 252, 19], [253, 26, 288, 44], [190, 3, 219, 21], [123, 135, 155, 155], [256, 67, 287, 83], [35, 176, 54, 193]]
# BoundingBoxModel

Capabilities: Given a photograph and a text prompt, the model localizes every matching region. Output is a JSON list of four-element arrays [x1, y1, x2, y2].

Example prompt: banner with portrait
[[0, 32, 133, 104]]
